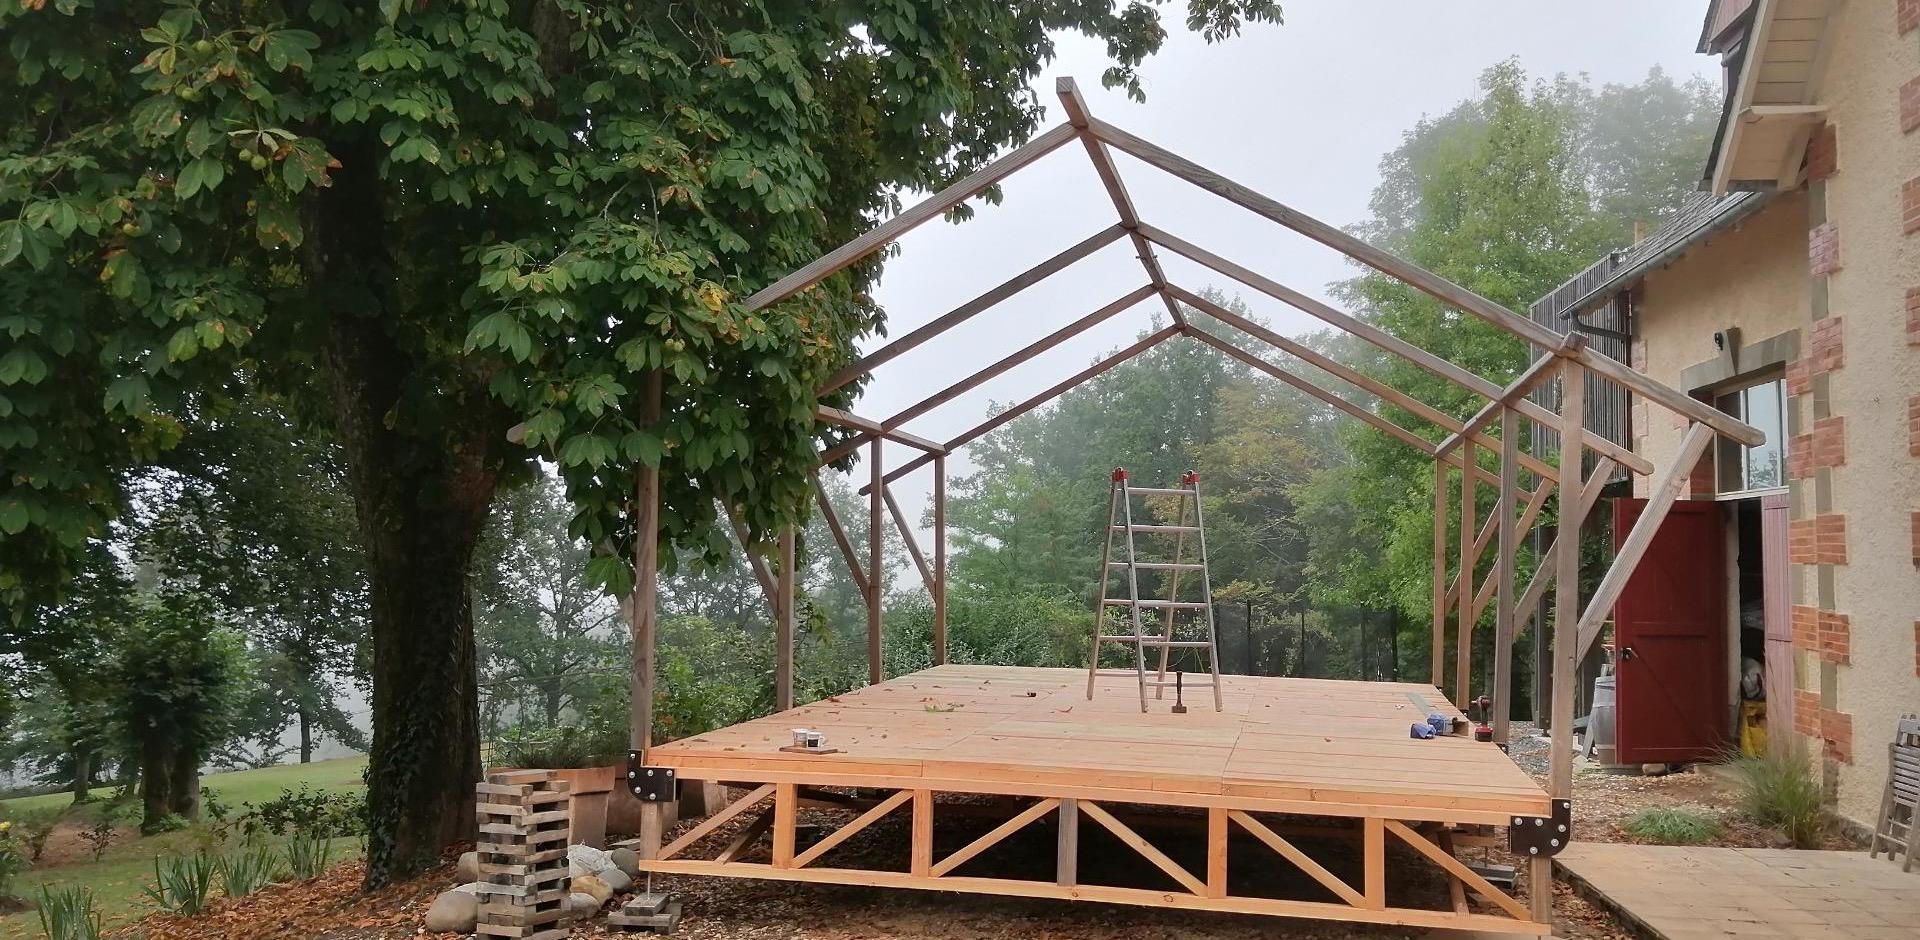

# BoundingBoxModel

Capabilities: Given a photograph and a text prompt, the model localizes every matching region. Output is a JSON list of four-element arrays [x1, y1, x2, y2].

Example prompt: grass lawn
[[0, 757, 368, 939]]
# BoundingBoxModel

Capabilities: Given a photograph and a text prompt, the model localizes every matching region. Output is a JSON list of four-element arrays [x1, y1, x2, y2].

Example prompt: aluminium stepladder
[[1086, 467, 1223, 712]]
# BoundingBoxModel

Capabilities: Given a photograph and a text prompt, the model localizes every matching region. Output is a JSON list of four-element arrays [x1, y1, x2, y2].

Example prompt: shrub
[[1623, 808, 1723, 845], [36, 885, 102, 940], [240, 786, 365, 841], [1727, 747, 1826, 848], [142, 853, 216, 915], [4, 808, 63, 863], [217, 845, 278, 898], [283, 833, 332, 881], [0, 820, 25, 900]]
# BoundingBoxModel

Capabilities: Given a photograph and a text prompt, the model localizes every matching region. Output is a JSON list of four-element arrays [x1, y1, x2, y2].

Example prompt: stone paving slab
[[1556, 842, 1919, 939]]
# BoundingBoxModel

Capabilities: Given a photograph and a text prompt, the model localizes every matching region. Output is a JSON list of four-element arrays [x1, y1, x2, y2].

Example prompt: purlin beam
[[864, 325, 1181, 493], [815, 224, 1129, 396]]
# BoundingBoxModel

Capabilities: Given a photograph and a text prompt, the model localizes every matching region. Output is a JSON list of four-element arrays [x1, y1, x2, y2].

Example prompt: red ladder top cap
[[1182, 470, 1200, 485], [1112, 467, 1129, 482]]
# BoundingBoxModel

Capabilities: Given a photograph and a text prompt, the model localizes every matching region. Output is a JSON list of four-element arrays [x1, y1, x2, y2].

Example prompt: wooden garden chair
[[1869, 715, 1920, 871]]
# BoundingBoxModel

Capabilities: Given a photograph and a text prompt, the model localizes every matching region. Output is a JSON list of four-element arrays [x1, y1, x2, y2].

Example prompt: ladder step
[[1096, 637, 1214, 647], [1145, 680, 1217, 688], [1103, 599, 1209, 609], [1116, 524, 1201, 533], [1108, 562, 1205, 571], [1125, 487, 1196, 498]]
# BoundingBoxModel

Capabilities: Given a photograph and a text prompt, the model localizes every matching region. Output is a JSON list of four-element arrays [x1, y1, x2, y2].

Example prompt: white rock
[[456, 851, 480, 882], [568, 843, 616, 877], [565, 892, 600, 919], [424, 889, 479, 933]]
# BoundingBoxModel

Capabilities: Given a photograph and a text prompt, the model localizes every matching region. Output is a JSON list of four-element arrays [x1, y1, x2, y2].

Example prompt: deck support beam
[[1455, 437, 1476, 707], [1550, 360, 1586, 802], [933, 454, 948, 665], [1493, 406, 1519, 744], [628, 369, 665, 858], [1431, 460, 1449, 690], [776, 526, 796, 711], [867, 439, 884, 685]]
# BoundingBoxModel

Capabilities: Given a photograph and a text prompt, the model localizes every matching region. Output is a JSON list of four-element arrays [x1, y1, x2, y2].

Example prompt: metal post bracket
[[1506, 798, 1571, 857], [627, 750, 678, 803]]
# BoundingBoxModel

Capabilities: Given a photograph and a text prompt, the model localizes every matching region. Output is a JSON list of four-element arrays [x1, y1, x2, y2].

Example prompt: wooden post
[[911, 789, 934, 877], [933, 453, 948, 666], [1206, 807, 1228, 898], [1432, 461, 1448, 689], [772, 782, 797, 868], [867, 438, 884, 685], [776, 525, 795, 712], [1056, 797, 1078, 887], [1363, 817, 1385, 910], [1455, 437, 1476, 706], [629, 370, 664, 858], [1493, 406, 1518, 744], [1530, 855, 1553, 924], [1551, 360, 1585, 801]]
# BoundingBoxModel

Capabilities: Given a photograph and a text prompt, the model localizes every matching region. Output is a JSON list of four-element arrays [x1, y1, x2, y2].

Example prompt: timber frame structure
[[617, 78, 1766, 933]]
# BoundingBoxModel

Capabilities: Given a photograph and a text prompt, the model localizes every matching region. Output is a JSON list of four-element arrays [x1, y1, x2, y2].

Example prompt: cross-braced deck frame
[[618, 77, 1766, 934]]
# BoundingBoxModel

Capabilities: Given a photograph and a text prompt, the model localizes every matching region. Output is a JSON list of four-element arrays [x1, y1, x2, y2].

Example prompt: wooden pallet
[[476, 770, 573, 940]]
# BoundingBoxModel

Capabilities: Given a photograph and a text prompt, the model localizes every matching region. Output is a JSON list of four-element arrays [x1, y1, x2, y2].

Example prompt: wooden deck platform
[[636, 666, 1554, 933]]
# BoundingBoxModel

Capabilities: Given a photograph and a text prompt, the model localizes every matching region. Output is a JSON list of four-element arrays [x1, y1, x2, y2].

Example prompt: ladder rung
[[1108, 562, 1205, 570], [1103, 599, 1209, 609], [1125, 487, 1196, 498], [1145, 680, 1217, 688], [1116, 524, 1201, 533], [1096, 637, 1212, 648]]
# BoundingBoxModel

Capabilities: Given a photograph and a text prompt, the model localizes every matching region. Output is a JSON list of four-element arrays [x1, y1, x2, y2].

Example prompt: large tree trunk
[[69, 749, 92, 804], [167, 753, 200, 822], [298, 705, 313, 764], [139, 737, 174, 831], [304, 138, 508, 888]]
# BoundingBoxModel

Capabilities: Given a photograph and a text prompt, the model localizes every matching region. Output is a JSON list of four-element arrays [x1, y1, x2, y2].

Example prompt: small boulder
[[568, 843, 616, 878], [608, 847, 640, 878], [573, 873, 614, 907], [599, 867, 632, 894], [449, 882, 484, 896], [565, 892, 601, 919], [456, 850, 481, 882], [424, 889, 479, 934]]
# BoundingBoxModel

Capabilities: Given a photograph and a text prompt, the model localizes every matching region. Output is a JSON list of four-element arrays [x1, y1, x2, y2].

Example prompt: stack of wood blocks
[[475, 770, 573, 940]]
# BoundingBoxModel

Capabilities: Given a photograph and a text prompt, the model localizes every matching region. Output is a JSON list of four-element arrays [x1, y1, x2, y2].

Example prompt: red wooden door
[[1611, 498, 1727, 764], [1759, 494, 1791, 745]]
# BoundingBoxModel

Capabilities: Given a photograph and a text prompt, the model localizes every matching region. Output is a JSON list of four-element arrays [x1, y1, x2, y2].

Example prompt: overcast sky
[[835, 1, 1716, 543]]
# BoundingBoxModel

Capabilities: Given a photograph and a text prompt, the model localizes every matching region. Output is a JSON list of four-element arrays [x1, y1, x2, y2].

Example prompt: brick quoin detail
[[1816, 514, 1847, 564], [1906, 178, 1920, 236], [1909, 288, 1920, 346], [1788, 431, 1813, 480], [1811, 416, 1845, 469], [1792, 604, 1819, 650], [1822, 709, 1852, 764], [1809, 221, 1842, 274], [1786, 357, 1813, 396], [1795, 690, 1822, 736], [1909, 395, 1920, 457], [1809, 316, 1845, 373], [1905, 0, 1920, 33], [1905, 77, 1920, 135], [1818, 609, 1851, 665], [1912, 510, 1920, 566], [1790, 514, 1848, 565], [1806, 122, 1839, 180]]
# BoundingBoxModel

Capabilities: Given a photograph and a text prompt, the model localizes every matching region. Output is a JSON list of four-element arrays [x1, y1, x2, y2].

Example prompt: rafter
[[1055, 77, 1185, 327]]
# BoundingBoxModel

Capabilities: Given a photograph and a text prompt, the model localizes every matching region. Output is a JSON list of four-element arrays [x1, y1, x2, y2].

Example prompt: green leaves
[[174, 157, 225, 200], [464, 312, 533, 362], [258, 29, 320, 73], [0, 347, 48, 385], [556, 432, 615, 469]]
